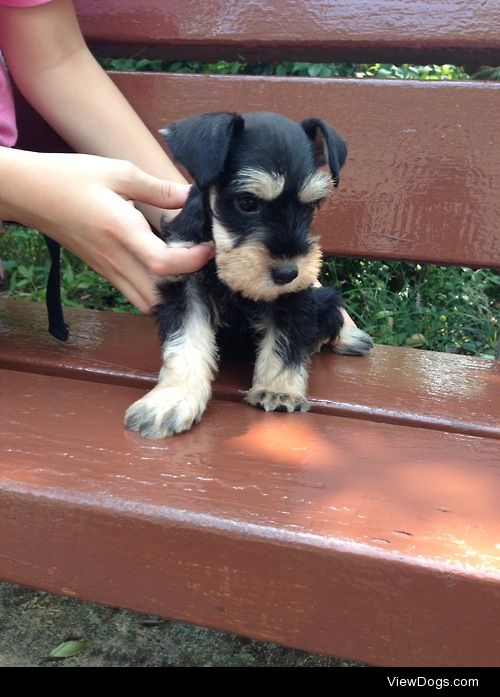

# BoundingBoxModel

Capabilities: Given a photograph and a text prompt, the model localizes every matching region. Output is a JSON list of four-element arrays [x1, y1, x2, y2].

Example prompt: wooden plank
[[15, 74, 500, 268], [1, 368, 499, 666], [0, 299, 499, 439], [73, 0, 500, 64]]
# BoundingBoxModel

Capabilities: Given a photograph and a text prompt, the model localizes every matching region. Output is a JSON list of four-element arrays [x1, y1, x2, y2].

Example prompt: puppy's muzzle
[[271, 264, 299, 285]]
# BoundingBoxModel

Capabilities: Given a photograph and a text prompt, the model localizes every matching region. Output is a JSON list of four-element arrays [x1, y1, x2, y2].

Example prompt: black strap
[[43, 235, 69, 341]]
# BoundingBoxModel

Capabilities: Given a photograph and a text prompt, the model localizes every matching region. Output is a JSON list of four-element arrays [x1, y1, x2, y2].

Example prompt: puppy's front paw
[[245, 388, 310, 413], [332, 325, 374, 356], [125, 385, 208, 439]]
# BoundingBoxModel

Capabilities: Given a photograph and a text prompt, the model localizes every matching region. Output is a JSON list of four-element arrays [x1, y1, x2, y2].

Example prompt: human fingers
[[104, 245, 216, 314], [115, 205, 215, 275], [117, 163, 190, 210], [145, 244, 216, 276]]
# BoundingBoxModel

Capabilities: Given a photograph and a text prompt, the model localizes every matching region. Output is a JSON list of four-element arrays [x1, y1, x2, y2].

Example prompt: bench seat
[[1, 298, 498, 438], [0, 298, 499, 666]]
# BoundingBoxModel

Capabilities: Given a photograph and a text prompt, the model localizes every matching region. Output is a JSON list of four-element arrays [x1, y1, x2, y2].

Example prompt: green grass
[[0, 225, 137, 314], [321, 258, 499, 357], [1, 224, 498, 357]]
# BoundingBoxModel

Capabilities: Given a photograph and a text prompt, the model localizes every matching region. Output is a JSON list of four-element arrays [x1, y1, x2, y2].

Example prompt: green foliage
[[471, 65, 500, 80], [321, 258, 499, 357], [1, 225, 498, 356], [0, 226, 136, 314], [98, 58, 481, 81]]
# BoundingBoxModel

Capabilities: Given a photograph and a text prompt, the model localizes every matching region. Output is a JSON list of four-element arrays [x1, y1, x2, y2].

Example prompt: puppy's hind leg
[[125, 279, 218, 439], [332, 323, 374, 355], [313, 286, 374, 355]]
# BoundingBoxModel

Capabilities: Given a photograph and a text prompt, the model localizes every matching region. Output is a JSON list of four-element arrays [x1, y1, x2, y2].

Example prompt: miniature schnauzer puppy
[[125, 112, 373, 439]]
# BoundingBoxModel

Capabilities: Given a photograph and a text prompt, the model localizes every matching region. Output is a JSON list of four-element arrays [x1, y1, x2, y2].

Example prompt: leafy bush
[[1, 226, 136, 314], [99, 59, 477, 81], [321, 258, 499, 357]]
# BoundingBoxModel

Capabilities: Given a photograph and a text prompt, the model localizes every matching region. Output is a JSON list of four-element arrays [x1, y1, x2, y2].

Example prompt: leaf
[[275, 63, 288, 76], [17, 265, 32, 278], [307, 64, 323, 77], [49, 640, 89, 658]]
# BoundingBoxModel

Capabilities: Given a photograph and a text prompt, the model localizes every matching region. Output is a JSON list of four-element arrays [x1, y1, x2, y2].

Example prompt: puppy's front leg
[[245, 322, 310, 414], [125, 280, 217, 439]]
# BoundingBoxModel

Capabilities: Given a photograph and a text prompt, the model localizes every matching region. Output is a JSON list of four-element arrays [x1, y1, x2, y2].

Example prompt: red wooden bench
[[1, 0, 499, 667]]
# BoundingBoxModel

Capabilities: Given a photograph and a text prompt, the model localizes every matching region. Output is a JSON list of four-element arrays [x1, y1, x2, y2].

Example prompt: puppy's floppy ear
[[300, 118, 347, 187], [160, 112, 244, 189]]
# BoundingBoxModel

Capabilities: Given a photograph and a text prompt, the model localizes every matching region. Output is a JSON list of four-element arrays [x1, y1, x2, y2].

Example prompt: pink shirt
[[0, 0, 53, 146]]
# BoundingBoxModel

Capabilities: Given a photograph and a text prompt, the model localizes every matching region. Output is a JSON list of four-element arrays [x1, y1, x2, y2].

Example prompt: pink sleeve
[[0, 1, 53, 6], [0, 58, 17, 147], [0, 1, 54, 146]]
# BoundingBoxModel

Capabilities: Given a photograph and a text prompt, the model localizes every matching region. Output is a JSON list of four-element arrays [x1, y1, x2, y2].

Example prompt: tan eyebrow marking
[[298, 170, 333, 203], [233, 168, 285, 201]]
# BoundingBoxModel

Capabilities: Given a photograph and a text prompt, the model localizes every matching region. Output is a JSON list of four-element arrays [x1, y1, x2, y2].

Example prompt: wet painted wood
[[1, 299, 499, 439], [1, 368, 499, 666], [15, 75, 500, 268], [73, 0, 500, 64]]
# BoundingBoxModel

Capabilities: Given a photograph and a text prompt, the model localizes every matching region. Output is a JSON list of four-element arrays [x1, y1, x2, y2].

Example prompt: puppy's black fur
[[125, 112, 373, 439]]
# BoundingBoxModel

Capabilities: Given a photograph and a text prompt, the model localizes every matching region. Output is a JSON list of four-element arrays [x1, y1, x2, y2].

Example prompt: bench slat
[[73, 0, 500, 64], [15, 74, 500, 268], [1, 299, 498, 439], [1, 367, 499, 667]]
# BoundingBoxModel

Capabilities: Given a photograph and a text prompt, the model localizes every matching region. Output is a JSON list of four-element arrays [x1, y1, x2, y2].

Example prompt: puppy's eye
[[235, 195, 260, 214]]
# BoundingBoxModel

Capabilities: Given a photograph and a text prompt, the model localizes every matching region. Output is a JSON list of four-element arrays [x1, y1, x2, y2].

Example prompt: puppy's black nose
[[272, 265, 299, 285]]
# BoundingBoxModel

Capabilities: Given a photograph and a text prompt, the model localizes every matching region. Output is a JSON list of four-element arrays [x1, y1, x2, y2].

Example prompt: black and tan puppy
[[125, 112, 373, 439]]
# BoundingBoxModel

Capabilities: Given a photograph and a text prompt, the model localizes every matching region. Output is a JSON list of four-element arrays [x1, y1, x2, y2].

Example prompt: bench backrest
[[15, 0, 500, 268]]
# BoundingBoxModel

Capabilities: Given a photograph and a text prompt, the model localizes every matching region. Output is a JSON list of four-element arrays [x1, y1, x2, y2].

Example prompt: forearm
[[0, 147, 52, 227], [20, 47, 184, 228], [0, 145, 213, 312]]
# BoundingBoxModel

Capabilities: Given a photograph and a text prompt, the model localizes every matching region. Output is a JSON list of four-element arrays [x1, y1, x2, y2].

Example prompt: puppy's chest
[[197, 265, 261, 346]]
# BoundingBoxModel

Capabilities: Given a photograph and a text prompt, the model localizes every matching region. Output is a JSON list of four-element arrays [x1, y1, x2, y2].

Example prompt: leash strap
[[43, 235, 69, 341]]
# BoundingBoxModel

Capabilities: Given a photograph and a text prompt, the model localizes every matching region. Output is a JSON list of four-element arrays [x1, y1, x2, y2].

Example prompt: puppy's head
[[162, 112, 346, 301]]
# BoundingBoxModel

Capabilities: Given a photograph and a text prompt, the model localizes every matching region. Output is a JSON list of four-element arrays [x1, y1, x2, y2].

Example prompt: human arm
[[0, 0, 184, 231], [0, 147, 213, 313], [0, 0, 216, 313]]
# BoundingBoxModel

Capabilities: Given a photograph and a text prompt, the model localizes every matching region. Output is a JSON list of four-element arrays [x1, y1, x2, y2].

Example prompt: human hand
[[0, 149, 214, 313]]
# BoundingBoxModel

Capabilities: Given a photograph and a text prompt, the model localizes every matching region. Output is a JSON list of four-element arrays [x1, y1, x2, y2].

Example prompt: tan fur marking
[[252, 327, 308, 395], [298, 170, 333, 203], [245, 325, 310, 412], [233, 168, 285, 201], [212, 221, 322, 302]]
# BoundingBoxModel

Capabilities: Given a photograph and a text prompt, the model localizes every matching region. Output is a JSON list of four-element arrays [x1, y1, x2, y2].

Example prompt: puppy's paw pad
[[245, 388, 310, 413], [332, 326, 374, 356], [125, 386, 207, 439]]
